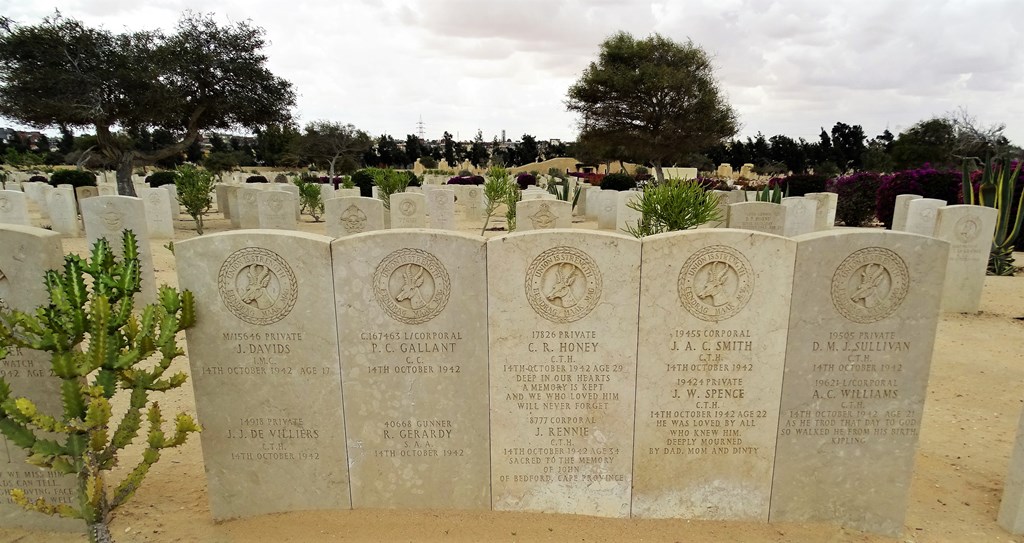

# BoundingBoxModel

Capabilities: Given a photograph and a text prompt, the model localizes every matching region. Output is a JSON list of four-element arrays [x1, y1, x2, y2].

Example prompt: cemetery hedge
[[769, 173, 827, 196], [246, 175, 269, 183], [352, 169, 374, 196], [600, 172, 637, 191], [28, 175, 47, 184], [875, 166, 962, 228], [146, 171, 177, 187], [48, 169, 96, 188], [828, 172, 882, 227]]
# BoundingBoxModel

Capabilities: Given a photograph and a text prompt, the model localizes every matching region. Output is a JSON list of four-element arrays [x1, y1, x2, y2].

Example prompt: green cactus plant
[[962, 156, 1024, 275], [546, 176, 582, 210], [0, 230, 199, 543], [755, 183, 787, 204]]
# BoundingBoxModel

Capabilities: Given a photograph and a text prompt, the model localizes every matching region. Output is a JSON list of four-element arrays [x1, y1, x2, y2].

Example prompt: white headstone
[[515, 200, 572, 231], [901, 197, 946, 236], [0, 190, 32, 226], [236, 187, 261, 229], [804, 192, 838, 230], [136, 187, 175, 239], [257, 190, 298, 230], [81, 196, 158, 305], [616, 191, 642, 235], [890, 194, 922, 230], [933, 205, 998, 313], [426, 188, 456, 230], [727, 202, 785, 235], [163, 184, 180, 220], [389, 193, 426, 229], [781, 197, 818, 237], [597, 191, 618, 230], [46, 186, 80, 236], [325, 197, 385, 238]]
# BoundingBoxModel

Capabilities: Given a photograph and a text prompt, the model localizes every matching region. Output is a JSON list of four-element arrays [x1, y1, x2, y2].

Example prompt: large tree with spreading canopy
[[566, 32, 738, 181], [0, 11, 295, 194]]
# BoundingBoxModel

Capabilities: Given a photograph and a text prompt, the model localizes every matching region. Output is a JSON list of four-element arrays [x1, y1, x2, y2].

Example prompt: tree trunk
[[115, 152, 137, 197], [653, 162, 665, 183]]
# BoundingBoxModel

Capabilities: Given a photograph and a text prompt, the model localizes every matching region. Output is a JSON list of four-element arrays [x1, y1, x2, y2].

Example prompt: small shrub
[[273, 173, 288, 183], [369, 168, 409, 210], [419, 156, 438, 169], [351, 170, 375, 197], [626, 179, 720, 237], [770, 173, 827, 197], [174, 164, 215, 235], [49, 170, 97, 188], [694, 176, 730, 191], [515, 172, 537, 189], [404, 171, 421, 187], [295, 175, 325, 222], [446, 176, 484, 185], [245, 175, 268, 184], [876, 166, 961, 228], [600, 172, 636, 191], [146, 171, 177, 188], [29, 175, 48, 184], [828, 172, 882, 227]]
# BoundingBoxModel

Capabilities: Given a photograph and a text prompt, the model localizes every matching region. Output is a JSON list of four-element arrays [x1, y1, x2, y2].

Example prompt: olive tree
[[0, 12, 295, 195]]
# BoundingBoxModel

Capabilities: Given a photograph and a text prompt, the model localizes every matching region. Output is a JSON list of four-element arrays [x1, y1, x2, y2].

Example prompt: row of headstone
[[177, 227, 949, 537]]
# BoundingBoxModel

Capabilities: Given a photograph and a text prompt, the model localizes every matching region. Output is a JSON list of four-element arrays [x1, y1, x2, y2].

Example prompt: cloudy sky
[[5, 0, 1023, 145]]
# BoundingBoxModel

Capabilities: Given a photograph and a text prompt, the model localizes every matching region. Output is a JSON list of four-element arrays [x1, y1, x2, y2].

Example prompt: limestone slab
[[933, 205, 997, 313], [236, 187, 261, 229], [727, 202, 785, 235], [452, 185, 484, 225], [516, 200, 572, 231], [616, 191, 642, 235], [325, 196, 385, 238], [781, 197, 817, 237], [890, 194, 921, 230], [390, 193, 426, 229], [216, 184, 232, 219], [333, 230, 490, 509], [176, 230, 350, 519], [426, 188, 456, 230], [0, 225, 80, 532], [163, 184, 180, 220], [633, 229, 795, 520], [46, 187, 80, 236], [902, 197, 946, 236], [488, 231, 640, 517], [0, 190, 31, 226], [585, 187, 602, 222], [596, 191, 618, 229], [770, 230, 949, 537], [136, 187, 175, 238], [804, 192, 838, 230], [257, 190, 298, 230], [81, 196, 158, 305]]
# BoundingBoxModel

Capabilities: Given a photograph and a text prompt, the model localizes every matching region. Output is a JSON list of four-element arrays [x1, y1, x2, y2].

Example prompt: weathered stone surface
[[81, 196, 158, 304], [426, 188, 456, 230], [596, 191, 618, 230], [902, 198, 946, 236], [933, 205, 998, 313], [46, 187, 80, 236], [257, 190, 298, 230], [136, 187, 175, 238], [770, 230, 949, 537], [804, 192, 838, 230], [516, 200, 572, 231], [0, 190, 31, 226], [337, 188, 360, 198], [616, 191, 642, 235], [176, 230, 350, 519], [74, 185, 99, 209], [632, 229, 795, 520], [585, 187, 602, 222], [0, 225, 80, 532], [890, 194, 921, 230], [236, 187, 261, 229], [333, 230, 490, 509], [999, 409, 1024, 534], [325, 196, 385, 238], [216, 184, 232, 219], [781, 197, 818, 237], [488, 230, 640, 517], [727, 202, 785, 235], [98, 184, 117, 197], [390, 193, 427, 229], [452, 185, 484, 225], [163, 184, 180, 220], [319, 184, 336, 203]]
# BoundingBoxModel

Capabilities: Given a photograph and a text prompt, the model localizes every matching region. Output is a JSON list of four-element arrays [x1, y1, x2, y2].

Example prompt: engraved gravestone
[[488, 231, 641, 517], [136, 187, 175, 238], [901, 197, 946, 236], [585, 187, 602, 222], [633, 229, 795, 520], [325, 197, 385, 238], [597, 191, 618, 230], [46, 186, 80, 236], [426, 188, 456, 230], [573, 183, 588, 217], [0, 225, 80, 531], [390, 193, 426, 229], [727, 202, 785, 235], [163, 184, 179, 220], [98, 184, 117, 197], [452, 185, 484, 224], [337, 188, 360, 198], [781, 197, 817, 237], [74, 185, 99, 209], [890, 194, 921, 230], [804, 192, 838, 230], [81, 196, 158, 305], [274, 184, 301, 220], [257, 190, 298, 230], [770, 230, 949, 537], [516, 200, 572, 231], [216, 184, 232, 219], [236, 187, 261, 229], [933, 205, 998, 313], [0, 190, 31, 226], [333, 231, 490, 509], [319, 184, 335, 203], [176, 231, 350, 519], [616, 191, 642, 234]]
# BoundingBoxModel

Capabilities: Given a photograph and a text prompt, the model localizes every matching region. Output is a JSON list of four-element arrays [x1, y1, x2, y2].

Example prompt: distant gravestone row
[[174, 227, 949, 537]]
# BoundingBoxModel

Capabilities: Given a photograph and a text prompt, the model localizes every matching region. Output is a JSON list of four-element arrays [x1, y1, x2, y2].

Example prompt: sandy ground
[[0, 206, 1022, 543]]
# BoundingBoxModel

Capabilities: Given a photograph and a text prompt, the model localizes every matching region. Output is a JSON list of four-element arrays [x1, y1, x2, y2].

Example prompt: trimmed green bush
[[351, 169, 375, 197], [600, 173, 637, 191], [49, 170, 97, 188], [146, 171, 177, 187]]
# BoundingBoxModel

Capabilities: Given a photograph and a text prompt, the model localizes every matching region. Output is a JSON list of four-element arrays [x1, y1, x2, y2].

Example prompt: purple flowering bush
[[875, 166, 961, 228], [446, 175, 484, 185], [768, 173, 827, 196], [515, 172, 537, 189], [828, 172, 883, 227]]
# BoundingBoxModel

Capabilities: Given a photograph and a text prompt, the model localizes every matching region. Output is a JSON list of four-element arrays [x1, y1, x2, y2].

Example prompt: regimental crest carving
[[525, 246, 602, 323], [468, 188, 479, 199], [529, 203, 557, 229], [218, 247, 298, 325], [954, 215, 982, 243], [101, 210, 124, 231], [677, 245, 754, 322], [831, 247, 909, 324], [242, 192, 257, 204], [267, 195, 284, 213], [340, 205, 368, 233], [399, 199, 417, 217], [374, 249, 450, 324]]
